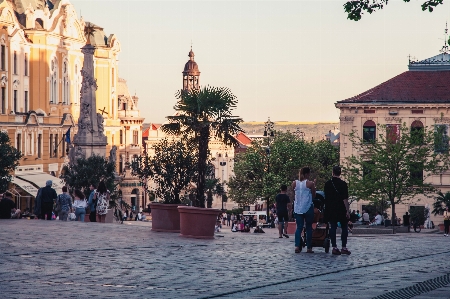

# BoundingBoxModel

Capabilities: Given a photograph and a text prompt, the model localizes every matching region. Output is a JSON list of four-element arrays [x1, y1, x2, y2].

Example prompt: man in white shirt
[[370, 212, 383, 226]]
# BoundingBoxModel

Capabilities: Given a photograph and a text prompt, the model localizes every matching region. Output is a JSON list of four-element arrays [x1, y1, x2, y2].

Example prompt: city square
[[1, 220, 449, 299]]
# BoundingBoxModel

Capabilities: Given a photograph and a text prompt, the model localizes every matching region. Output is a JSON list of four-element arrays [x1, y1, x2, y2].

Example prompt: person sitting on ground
[[254, 226, 265, 233], [370, 212, 383, 226], [0, 192, 18, 219], [361, 210, 370, 225], [215, 220, 221, 232]]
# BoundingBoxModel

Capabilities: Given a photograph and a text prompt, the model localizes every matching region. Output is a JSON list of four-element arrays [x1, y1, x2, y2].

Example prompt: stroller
[[299, 191, 331, 253]]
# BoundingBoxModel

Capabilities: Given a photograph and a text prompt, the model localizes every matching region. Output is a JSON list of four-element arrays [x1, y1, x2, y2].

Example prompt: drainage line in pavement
[[372, 272, 450, 299], [201, 250, 450, 299]]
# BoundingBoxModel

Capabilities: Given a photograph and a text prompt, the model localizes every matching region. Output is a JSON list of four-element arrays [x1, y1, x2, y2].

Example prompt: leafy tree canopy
[[432, 191, 450, 216], [61, 155, 118, 206], [344, 0, 443, 21], [0, 131, 23, 193], [345, 123, 450, 221], [132, 138, 197, 205]]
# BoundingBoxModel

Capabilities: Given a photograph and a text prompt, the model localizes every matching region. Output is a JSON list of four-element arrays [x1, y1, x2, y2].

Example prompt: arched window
[[62, 60, 69, 105], [411, 120, 424, 145], [50, 58, 58, 104], [363, 120, 376, 142]]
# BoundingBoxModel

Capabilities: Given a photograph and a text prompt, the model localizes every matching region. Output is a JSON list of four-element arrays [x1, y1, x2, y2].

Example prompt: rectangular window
[[122, 103, 126, 110], [16, 133, 21, 152], [363, 161, 375, 178], [363, 126, 376, 142], [24, 91, 28, 112], [1, 87, 4, 114], [412, 110, 423, 114], [13, 90, 17, 113], [49, 134, 53, 156], [37, 134, 42, 158], [364, 110, 376, 114], [386, 124, 400, 144], [1, 45, 5, 71], [13, 51, 17, 74], [434, 124, 449, 153], [62, 140, 65, 157], [54, 134, 58, 157], [24, 53, 28, 76], [133, 130, 138, 144], [410, 162, 423, 185], [120, 130, 123, 144]]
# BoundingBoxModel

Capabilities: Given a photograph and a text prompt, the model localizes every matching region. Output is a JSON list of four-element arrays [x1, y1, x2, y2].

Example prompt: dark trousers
[[330, 221, 348, 248], [41, 202, 53, 220], [444, 220, 450, 234], [89, 211, 97, 222]]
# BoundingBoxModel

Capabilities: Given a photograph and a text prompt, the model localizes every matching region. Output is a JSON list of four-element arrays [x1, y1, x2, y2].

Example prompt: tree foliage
[[344, 0, 443, 21], [132, 138, 197, 205], [0, 131, 23, 193], [345, 123, 450, 221], [61, 155, 119, 206], [161, 86, 243, 208], [228, 131, 339, 207], [432, 191, 450, 216]]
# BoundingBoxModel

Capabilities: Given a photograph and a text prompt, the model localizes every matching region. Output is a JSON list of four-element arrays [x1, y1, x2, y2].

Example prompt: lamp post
[[219, 152, 227, 211], [264, 117, 274, 220]]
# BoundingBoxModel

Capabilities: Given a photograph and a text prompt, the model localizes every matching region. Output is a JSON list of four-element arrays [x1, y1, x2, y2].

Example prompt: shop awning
[[11, 176, 40, 197], [16, 173, 63, 195]]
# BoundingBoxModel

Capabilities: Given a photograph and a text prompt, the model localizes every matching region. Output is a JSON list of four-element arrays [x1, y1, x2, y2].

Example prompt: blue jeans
[[75, 208, 86, 222], [330, 221, 348, 248], [295, 204, 314, 248]]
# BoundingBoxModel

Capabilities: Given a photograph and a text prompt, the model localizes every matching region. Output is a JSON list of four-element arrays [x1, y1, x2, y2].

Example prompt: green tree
[[432, 191, 450, 216], [161, 86, 243, 208], [345, 123, 450, 222], [0, 131, 22, 193], [132, 138, 197, 204], [344, 0, 443, 21], [61, 155, 118, 206]]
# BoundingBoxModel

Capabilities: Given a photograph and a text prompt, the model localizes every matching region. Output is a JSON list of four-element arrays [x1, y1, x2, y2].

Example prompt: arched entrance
[[131, 188, 139, 212]]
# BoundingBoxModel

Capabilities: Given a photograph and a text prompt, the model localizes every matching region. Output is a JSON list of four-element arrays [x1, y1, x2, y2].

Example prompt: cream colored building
[[336, 49, 450, 225]]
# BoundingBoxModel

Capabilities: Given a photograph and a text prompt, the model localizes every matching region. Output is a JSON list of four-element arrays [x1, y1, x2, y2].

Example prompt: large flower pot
[[178, 206, 221, 239], [150, 203, 181, 232], [286, 222, 296, 235]]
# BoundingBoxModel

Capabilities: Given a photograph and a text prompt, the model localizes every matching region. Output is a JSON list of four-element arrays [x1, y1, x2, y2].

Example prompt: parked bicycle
[[411, 221, 421, 233]]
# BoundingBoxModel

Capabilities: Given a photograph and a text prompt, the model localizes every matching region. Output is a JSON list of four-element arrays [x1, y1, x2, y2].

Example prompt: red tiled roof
[[152, 124, 161, 130], [235, 132, 252, 146], [142, 128, 150, 138], [338, 71, 450, 104]]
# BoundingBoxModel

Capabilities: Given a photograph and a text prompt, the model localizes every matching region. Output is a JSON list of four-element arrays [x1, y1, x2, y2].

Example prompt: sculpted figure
[[97, 113, 104, 134], [109, 145, 117, 165]]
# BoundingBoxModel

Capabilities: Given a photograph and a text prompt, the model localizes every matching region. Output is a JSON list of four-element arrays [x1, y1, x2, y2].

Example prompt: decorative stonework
[[385, 117, 402, 122], [340, 116, 354, 123], [433, 117, 450, 123]]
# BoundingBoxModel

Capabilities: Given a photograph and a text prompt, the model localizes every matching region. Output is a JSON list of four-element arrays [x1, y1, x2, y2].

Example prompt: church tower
[[182, 47, 200, 90]]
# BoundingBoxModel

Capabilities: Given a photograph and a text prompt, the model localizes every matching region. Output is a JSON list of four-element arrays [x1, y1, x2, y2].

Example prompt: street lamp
[[219, 152, 227, 211], [264, 117, 274, 221]]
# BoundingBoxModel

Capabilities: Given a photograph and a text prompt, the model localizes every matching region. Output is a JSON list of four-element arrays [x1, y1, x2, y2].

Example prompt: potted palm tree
[[132, 138, 196, 232], [433, 191, 450, 232], [162, 86, 243, 238]]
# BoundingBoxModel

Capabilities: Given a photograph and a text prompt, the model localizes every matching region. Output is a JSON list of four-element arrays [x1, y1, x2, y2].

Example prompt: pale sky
[[71, 0, 450, 123]]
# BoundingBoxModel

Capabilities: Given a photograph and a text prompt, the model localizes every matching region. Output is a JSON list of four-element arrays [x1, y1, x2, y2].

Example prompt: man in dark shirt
[[275, 184, 290, 238], [0, 192, 17, 219], [40, 180, 58, 220], [324, 166, 351, 255], [403, 212, 410, 227]]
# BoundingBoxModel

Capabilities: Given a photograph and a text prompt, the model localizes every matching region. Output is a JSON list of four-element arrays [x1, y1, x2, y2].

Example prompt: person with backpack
[[94, 181, 110, 223], [40, 180, 57, 220], [87, 182, 97, 222]]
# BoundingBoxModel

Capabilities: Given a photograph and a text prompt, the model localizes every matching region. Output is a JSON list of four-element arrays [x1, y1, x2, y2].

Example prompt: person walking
[[56, 186, 73, 221], [40, 180, 57, 220], [73, 189, 87, 222], [276, 184, 290, 239], [94, 181, 110, 223], [0, 192, 17, 219], [324, 166, 351, 255], [292, 167, 316, 253], [87, 182, 97, 222], [444, 207, 450, 237]]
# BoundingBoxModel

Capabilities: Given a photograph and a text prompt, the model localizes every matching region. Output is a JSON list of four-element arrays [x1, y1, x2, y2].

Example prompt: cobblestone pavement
[[1, 220, 450, 299]]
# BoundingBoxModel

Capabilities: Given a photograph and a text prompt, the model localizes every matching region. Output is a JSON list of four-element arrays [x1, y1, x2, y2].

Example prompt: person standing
[[444, 207, 450, 237], [0, 192, 17, 219], [87, 183, 97, 222], [292, 167, 316, 253], [56, 186, 73, 221], [94, 181, 110, 223], [40, 180, 57, 220], [324, 166, 351, 255], [226, 213, 231, 226], [73, 189, 87, 222], [275, 184, 290, 239]]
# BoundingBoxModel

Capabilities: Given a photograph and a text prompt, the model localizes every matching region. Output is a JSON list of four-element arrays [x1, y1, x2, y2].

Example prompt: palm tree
[[161, 86, 243, 208], [432, 191, 450, 216]]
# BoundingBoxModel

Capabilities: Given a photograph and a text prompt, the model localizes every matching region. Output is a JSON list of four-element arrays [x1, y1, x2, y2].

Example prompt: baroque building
[[336, 38, 450, 226], [0, 0, 142, 213]]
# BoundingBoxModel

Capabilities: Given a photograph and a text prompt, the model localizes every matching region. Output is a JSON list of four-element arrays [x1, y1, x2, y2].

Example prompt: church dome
[[183, 48, 200, 73]]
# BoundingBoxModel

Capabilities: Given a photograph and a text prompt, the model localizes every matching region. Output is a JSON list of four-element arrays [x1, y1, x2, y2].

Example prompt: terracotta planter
[[178, 206, 221, 239], [286, 222, 296, 235], [439, 223, 445, 232], [150, 203, 181, 233]]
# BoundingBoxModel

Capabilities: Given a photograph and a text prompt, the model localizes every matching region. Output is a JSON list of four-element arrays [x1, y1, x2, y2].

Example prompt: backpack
[[96, 192, 108, 216]]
